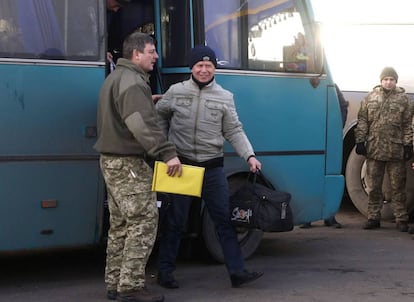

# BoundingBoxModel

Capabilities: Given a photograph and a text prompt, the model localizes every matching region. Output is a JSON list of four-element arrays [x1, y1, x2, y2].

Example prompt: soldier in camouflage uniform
[[94, 32, 181, 302], [355, 67, 413, 231]]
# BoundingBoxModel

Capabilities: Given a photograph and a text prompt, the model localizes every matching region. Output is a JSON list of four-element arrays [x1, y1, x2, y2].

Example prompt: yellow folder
[[151, 161, 205, 197]]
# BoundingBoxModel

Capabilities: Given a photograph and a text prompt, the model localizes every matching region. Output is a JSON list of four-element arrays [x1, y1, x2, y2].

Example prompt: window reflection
[[0, 0, 104, 61], [204, 0, 316, 73]]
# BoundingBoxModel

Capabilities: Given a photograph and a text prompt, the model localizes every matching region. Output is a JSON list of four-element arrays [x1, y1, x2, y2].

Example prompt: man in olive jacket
[[355, 67, 413, 231], [94, 32, 181, 302]]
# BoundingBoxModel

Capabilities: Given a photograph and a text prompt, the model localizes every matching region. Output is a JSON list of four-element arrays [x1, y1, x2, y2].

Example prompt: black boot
[[324, 216, 342, 228], [396, 221, 409, 232], [106, 289, 117, 300], [230, 270, 263, 288], [363, 219, 380, 230], [157, 272, 179, 289], [299, 222, 312, 229]]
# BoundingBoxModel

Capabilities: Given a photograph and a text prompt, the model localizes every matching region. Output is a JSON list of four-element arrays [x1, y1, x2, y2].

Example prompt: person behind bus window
[[106, 0, 132, 71], [355, 67, 413, 232], [106, 0, 154, 72], [94, 32, 182, 302], [155, 45, 263, 289]]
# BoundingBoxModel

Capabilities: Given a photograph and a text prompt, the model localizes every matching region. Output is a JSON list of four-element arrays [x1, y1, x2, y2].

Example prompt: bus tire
[[345, 146, 414, 220], [201, 209, 263, 263]]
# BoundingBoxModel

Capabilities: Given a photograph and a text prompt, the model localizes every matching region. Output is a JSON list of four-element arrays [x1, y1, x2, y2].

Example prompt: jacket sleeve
[[354, 96, 369, 144], [155, 88, 173, 137], [121, 85, 177, 162], [222, 98, 255, 160], [402, 96, 414, 145]]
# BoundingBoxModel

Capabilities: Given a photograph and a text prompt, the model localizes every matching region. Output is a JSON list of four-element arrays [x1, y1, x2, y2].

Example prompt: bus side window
[[0, 16, 24, 54], [283, 32, 312, 72], [204, 0, 318, 74], [0, 0, 104, 61]]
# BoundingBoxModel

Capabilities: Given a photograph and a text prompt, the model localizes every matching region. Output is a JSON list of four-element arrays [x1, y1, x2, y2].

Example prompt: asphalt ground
[[1, 201, 414, 302]]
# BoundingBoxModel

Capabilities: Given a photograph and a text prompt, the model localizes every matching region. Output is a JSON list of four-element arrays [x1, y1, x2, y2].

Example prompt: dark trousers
[[157, 166, 244, 275]]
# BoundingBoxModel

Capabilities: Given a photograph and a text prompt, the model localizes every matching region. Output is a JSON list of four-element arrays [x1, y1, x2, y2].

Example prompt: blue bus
[[0, 0, 343, 261]]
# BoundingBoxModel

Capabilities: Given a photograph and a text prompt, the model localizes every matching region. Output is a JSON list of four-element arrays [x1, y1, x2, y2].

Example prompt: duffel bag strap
[[247, 170, 275, 190]]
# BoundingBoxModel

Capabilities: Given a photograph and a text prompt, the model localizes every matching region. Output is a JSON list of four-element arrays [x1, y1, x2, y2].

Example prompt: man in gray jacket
[[355, 67, 413, 231], [95, 32, 181, 302], [156, 45, 263, 289]]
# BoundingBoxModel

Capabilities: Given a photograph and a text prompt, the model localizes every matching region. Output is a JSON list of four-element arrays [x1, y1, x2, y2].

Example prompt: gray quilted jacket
[[156, 77, 255, 162]]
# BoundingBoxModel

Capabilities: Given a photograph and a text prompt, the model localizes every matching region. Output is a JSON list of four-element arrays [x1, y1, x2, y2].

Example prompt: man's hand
[[355, 142, 367, 156], [166, 157, 182, 176], [247, 156, 262, 173], [404, 145, 413, 161], [152, 94, 163, 104]]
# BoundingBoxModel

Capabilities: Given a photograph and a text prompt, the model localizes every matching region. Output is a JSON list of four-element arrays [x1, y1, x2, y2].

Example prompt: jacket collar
[[116, 58, 150, 82]]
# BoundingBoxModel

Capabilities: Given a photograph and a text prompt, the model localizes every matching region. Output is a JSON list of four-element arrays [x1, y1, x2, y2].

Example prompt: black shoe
[[396, 221, 409, 232], [363, 219, 380, 230], [107, 289, 117, 300], [299, 222, 312, 229], [409, 227, 414, 234], [157, 272, 179, 289], [118, 288, 164, 302], [324, 217, 342, 228], [230, 270, 263, 288]]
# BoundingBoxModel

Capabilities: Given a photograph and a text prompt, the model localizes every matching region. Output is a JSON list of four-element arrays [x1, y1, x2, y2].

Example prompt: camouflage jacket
[[355, 85, 413, 161]]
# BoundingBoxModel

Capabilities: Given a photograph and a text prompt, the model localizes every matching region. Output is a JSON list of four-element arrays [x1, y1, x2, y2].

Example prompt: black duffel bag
[[229, 172, 293, 232]]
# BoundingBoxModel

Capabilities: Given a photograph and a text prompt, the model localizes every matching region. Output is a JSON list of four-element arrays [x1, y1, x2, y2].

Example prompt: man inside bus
[[94, 32, 182, 302], [155, 45, 263, 289], [107, 0, 154, 71], [355, 67, 413, 232], [106, 0, 131, 71]]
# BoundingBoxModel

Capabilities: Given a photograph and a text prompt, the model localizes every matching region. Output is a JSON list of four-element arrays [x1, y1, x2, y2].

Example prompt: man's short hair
[[123, 32, 155, 59]]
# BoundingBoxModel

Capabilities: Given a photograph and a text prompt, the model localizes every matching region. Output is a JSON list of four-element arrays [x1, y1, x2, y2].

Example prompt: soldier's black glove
[[355, 142, 367, 156], [403, 145, 413, 161]]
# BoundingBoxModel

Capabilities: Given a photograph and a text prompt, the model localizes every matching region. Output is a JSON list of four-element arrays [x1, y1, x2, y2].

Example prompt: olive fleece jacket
[[94, 58, 177, 162]]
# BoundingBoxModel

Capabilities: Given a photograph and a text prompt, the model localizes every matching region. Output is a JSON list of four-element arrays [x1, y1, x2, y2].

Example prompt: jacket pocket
[[204, 100, 224, 123], [175, 97, 192, 118]]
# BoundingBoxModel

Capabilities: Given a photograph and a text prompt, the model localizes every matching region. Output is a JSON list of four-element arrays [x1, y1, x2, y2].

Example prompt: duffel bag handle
[[247, 170, 275, 190]]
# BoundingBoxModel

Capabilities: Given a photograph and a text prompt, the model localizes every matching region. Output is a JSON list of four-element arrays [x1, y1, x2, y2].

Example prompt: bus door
[[0, 0, 106, 252]]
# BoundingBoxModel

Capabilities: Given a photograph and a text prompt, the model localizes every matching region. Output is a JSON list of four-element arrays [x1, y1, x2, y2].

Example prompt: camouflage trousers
[[366, 158, 408, 222], [100, 155, 158, 293]]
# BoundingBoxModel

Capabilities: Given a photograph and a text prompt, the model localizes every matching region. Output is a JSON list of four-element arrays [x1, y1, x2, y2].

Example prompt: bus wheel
[[201, 174, 263, 263], [201, 209, 263, 263], [345, 146, 414, 220]]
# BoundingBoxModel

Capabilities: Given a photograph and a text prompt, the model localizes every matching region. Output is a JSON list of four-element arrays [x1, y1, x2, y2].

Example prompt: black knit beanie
[[189, 45, 217, 69], [380, 67, 398, 82]]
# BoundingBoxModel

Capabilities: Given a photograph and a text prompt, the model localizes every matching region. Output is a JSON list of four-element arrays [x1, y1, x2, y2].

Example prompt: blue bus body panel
[[0, 161, 102, 251], [0, 63, 105, 251], [0, 64, 103, 154], [216, 72, 344, 224]]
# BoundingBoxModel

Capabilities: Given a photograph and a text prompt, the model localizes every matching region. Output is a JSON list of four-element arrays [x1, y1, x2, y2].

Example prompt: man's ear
[[133, 49, 140, 60]]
